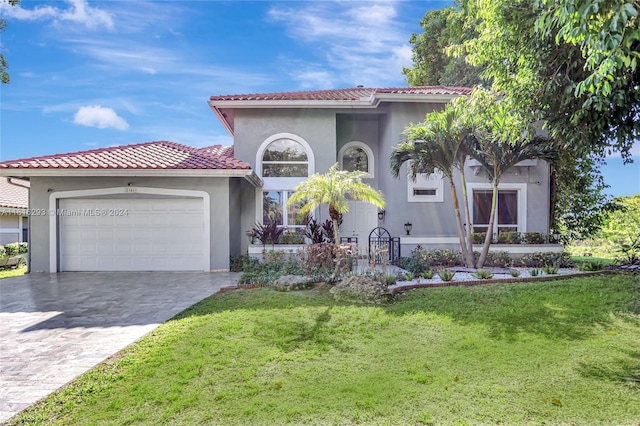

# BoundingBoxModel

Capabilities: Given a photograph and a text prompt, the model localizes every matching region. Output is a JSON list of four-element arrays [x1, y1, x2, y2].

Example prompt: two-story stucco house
[[0, 86, 554, 272]]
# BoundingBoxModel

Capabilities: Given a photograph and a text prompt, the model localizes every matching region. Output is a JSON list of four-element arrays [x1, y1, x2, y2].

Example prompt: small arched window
[[262, 139, 309, 177], [339, 141, 374, 177]]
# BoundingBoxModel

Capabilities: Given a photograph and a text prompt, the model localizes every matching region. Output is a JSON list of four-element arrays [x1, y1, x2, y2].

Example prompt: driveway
[[0, 271, 239, 423]]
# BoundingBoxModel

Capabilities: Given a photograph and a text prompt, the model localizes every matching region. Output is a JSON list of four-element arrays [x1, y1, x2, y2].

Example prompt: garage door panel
[[59, 198, 207, 271]]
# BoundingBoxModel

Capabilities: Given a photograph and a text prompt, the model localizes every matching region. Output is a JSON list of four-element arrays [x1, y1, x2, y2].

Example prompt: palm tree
[[287, 163, 385, 242], [390, 103, 476, 268], [463, 90, 559, 267]]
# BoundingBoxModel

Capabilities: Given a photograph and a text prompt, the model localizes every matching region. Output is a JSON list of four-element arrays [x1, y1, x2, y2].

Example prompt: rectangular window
[[263, 191, 305, 229], [473, 189, 518, 234], [407, 167, 444, 203], [413, 189, 437, 196]]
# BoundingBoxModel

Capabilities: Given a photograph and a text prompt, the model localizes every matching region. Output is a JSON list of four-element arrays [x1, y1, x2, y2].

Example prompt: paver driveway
[[0, 271, 239, 423]]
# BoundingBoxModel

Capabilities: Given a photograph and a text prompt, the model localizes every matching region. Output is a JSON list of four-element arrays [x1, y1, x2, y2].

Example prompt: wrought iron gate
[[368, 227, 400, 265]]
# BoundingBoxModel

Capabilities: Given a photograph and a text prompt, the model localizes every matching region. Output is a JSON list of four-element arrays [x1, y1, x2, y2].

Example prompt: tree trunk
[[459, 168, 476, 268], [449, 180, 472, 267], [477, 181, 498, 268], [329, 203, 341, 243]]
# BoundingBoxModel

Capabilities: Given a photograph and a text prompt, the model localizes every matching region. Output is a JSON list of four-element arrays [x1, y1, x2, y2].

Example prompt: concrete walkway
[[0, 272, 239, 423]]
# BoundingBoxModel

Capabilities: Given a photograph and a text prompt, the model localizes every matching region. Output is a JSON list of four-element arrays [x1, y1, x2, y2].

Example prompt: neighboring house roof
[[209, 85, 472, 135], [0, 178, 28, 211]]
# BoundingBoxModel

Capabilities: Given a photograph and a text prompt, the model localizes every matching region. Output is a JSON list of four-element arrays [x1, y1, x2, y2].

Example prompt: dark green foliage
[[238, 252, 303, 285], [542, 264, 560, 275], [497, 232, 520, 244], [509, 269, 521, 277], [471, 232, 486, 244], [0, 246, 5, 259], [523, 232, 546, 244], [471, 269, 494, 279], [484, 250, 512, 268], [396, 257, 430, 275], [519, 251, 574, 268], [577, 260, 605, 272], [437, 269, 456, 281], [3, 243, 21, 256], [411, 247, 464, 267], [279, 231, 305, 245]]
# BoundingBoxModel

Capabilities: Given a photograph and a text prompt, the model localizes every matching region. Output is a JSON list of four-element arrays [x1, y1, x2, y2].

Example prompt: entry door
[[340, 201, 378, 256]]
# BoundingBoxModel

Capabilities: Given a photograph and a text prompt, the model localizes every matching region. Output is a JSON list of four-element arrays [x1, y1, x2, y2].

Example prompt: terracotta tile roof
[[0, 141, 250, 170], [209, 86, 472, 102], [0, 178, 28, 209]]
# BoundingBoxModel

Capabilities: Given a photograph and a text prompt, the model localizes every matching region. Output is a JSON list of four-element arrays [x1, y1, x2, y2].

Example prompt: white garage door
[[59, 198, 207, 271]]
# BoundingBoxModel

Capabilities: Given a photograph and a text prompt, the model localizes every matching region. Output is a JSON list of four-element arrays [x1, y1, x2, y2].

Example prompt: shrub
[[251, 221, 285, 246], [518, 251, 574, 268], [420, 270, 434, 280], [413, 249, 463, 267], [229, 254, 252, 272], [279, 231, 305, 244], [542, 264, 560, 274], [396, 257, 430, 275], [471, 269, 494, 279], [437, 269, 455, 281], [385, 274, 397, 286], [523, 232, 546, 244], [17, 242, 28, 254], [509, 269, 521, 277], [297, 243, 352, 281], [404, 272, 415, 281], [472, 232, 487, 244], [530, 268, 541, 277], [238, 251, 303, 284], [497, 232, 521, 244], [330, 275, 393, 304], [484, 250, 513, 268], [0, 245, 5, 259], [578, 260, 605, 271], [4, 243, 19, 257]]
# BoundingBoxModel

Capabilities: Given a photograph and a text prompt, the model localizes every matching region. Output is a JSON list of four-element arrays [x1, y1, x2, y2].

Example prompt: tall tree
[[1, 0, 21, 84], [287, 163, 385, 243], [403, 6, 484, 87], [390, 102, 476, 268], [461, 89, 559, 267]]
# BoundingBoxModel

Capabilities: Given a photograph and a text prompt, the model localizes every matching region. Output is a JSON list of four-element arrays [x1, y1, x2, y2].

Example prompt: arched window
[[261, 139, 308, 177], [338, 141, 374, 177], [255, 133, 314, 230]]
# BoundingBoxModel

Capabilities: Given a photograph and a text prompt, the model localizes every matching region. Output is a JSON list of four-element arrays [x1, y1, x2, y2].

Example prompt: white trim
[[338, 141, 374, 178], [0, 169, 260, 179], [467, 182, 527, 233], [401, 236, 460, 245], [472, 244, 564, 254], [0, 228, 21, 233], [48, 186, 211, 273], [407, 165, 444, 203], [256, 133, 315, 182]]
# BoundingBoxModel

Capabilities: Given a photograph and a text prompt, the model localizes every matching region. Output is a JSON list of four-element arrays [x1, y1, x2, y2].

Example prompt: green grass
[[0, 265, 27, 279], [571, 255, 616, 265], [9, 275, 640, 425]]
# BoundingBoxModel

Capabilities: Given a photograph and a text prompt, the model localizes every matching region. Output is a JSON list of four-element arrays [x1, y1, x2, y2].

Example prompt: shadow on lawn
[[176, 274, 639, 343]]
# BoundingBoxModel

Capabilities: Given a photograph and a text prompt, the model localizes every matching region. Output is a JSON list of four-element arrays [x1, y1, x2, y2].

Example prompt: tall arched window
[[256, 133, 314, 231], [338, 141, 374, 177]]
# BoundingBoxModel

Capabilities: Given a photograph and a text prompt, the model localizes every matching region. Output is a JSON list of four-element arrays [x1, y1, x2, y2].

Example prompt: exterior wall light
[[378, 209, 385, 221], [404, 222, 412, 235]]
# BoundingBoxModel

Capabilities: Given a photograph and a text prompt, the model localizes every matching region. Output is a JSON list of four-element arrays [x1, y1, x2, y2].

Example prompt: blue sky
[[0, 0, 638, 197]]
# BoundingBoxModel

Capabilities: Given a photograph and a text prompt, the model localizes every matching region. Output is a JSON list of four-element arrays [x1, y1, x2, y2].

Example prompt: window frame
[[407, 163, 444, 203], [338, 141, 374, 178], [467, 183, 527, 234]]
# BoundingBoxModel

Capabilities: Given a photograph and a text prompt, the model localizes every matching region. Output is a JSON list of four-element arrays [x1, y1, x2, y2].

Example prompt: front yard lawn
[[10, 274, 640, 425], [0, 265, 26, 280]]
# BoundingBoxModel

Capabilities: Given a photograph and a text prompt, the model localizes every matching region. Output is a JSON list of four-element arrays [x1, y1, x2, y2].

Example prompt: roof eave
[[0, 168, 260, 182]]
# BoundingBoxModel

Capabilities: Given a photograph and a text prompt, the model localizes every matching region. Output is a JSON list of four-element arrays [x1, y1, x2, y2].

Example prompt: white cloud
[[268, 1, 413, 88], [1, 0, 113, 30], [73, 105, 129, 130]]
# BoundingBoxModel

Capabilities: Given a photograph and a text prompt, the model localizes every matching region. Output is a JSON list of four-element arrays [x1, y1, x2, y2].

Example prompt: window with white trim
[[262, 190, 306, 230], [407, 169, 444, 202], [339, 141, 374, 177], [262, 139, 308, 177], [472, 189, 518, 234]]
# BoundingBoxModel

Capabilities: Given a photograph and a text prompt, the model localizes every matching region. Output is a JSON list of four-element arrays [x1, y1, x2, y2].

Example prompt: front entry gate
[[368, 227, 400, 265]]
